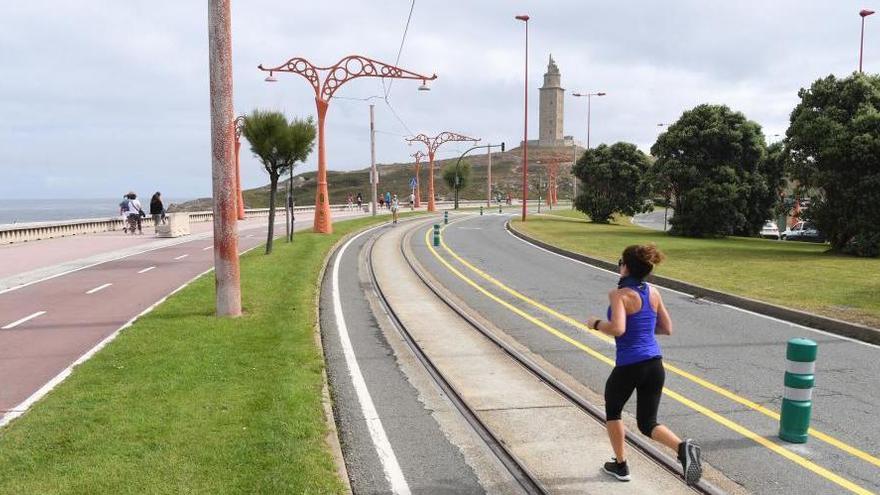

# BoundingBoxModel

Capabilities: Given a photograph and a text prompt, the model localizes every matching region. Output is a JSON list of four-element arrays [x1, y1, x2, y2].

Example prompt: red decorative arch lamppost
[[233, 116, 246, 221], [411, 150, 426, 209], [406, 132, 479, 212], [258, 55, 436, 233]]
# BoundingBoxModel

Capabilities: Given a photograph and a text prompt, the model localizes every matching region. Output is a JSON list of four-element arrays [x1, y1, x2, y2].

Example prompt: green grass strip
[[0, 214, 401, 494], [516, 212, 880, 328]]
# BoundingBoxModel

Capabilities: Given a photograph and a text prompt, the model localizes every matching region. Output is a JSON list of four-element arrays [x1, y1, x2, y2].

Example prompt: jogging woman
[[587, 244, 702, 485]]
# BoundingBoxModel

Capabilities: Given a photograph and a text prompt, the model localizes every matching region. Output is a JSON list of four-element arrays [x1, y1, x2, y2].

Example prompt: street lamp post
[[861, 9, 876, 73], [258, 55, 436, 233], [411, 150, 426, 209], [406, 132, 480, 212], [572, 91, 606, 149], [208, 0, 241, 317], [450, 142, 503, 209], [233, 116, 247, 221], [515, 14, 530, 222]]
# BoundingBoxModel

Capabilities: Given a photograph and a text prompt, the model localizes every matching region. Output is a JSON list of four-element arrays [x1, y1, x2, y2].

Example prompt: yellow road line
[[424, 225, 875, 495], [439, 221, 880, 471]]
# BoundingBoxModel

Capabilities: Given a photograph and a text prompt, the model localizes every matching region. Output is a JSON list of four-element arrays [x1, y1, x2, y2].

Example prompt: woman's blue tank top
[[606, 282, 662, 366]]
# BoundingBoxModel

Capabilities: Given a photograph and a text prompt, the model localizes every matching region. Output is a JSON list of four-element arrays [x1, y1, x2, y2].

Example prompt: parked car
[[760, 221, 781, 240], [782, 221, 826, 243]]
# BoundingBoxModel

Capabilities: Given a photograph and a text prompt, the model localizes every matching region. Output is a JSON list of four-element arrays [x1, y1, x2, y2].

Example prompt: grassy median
[[516, 210, 880, 328], [0, 214, 407, 494]]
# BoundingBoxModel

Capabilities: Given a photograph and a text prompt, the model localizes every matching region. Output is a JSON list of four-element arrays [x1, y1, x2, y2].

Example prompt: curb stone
[[506, 220, 880, 345]]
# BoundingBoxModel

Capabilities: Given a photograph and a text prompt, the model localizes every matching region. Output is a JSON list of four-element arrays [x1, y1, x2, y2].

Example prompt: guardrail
[[0, 205, 352, 244], [0, 199, 563, 245]]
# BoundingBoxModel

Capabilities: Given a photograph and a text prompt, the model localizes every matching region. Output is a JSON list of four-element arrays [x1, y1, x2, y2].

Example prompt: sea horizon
[[0, 197, 195, 226]]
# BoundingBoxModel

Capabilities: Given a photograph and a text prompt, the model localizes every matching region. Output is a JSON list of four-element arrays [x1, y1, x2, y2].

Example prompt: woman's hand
[[587, 316, 602, 331]]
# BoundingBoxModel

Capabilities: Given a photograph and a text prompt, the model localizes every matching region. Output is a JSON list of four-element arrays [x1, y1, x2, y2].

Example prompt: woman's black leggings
[[604, 356, 665, 437]]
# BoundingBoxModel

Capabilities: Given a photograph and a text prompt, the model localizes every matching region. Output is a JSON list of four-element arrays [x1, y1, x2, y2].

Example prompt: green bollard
[[779, 338, 817, 443], [480, 206, 483, 216], [444, 211, 448, 225], [433, 224, 440, 247], [499, 203, 502, 214]]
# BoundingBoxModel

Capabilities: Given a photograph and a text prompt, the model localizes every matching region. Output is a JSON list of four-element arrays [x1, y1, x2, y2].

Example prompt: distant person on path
[[586, 244, 702, 485], [506, 192, 512, 205], [384, 191, 391, 210], [125, 192, 144, 235], [409, 191, 415, 210], [356, 192, 363, 211], [150, 192, 165, 233], [391, 194, 400, 224], [347, 192, 354, 211], [118, 195, 131, 233], [378, 197, 384, 209]]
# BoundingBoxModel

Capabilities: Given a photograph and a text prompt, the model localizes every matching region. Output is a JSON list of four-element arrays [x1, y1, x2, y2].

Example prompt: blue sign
[[409, 177, 417, 189]]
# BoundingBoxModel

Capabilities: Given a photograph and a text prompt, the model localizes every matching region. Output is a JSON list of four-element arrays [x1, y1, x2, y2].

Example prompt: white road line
[[202, 246, 212, 251], [85, 283, 112, 295], [0, 222, 305, 429], [137, 266, 156, 274], [332, 228, 411, 495], [174, 254, 189, 260], [246, 234, 254, 238], [2, 311, 46, 330]]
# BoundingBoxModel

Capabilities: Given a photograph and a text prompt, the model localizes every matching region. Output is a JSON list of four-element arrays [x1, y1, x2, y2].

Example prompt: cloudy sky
[[0, 1, 874, 199]]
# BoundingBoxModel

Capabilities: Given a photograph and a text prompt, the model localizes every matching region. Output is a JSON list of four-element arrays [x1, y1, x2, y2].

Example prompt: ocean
[[0, 197, 193, 226]]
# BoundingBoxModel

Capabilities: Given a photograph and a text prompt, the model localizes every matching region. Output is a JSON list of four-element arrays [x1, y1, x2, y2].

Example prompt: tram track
[[365, 223, 547, 495], [366, 216, 726, 494]]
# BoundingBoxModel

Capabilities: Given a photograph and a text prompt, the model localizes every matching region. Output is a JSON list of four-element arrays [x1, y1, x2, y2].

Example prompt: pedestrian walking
[[150, 192, 165, 233], [384, 191, 392, 210], [118, 195, 130, 233], [125, 192, 144, 235], [356, 192, 363, 211], [409, 191, 415, 210], [391, 193, 400, 224], [586, 244, 702, 485], [347, 192, 354, 211]]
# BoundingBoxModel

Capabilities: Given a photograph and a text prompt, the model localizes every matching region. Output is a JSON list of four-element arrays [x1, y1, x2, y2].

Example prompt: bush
[[572, 142, 652, 223]]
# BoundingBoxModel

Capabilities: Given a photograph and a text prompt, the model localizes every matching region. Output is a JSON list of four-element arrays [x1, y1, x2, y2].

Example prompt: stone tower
[[539, 54, 564, 146]]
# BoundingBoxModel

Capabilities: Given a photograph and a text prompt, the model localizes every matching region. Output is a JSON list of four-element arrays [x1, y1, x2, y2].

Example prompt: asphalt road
[[319, 223, 488, 494], [632, 208, 672, 231], [411, 213, 880, 495], [0, 211, 362, 425]]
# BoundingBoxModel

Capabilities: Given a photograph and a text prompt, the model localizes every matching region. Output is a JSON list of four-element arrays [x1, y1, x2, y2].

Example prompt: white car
[[760, 221, 780, 240]]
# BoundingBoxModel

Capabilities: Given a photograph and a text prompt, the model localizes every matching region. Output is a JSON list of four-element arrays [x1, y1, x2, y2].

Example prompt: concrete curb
[[506, 220, 880, 345]]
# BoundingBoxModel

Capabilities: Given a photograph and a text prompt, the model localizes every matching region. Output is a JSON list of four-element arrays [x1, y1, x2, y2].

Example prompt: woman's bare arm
[[653, 287, 673, 335]]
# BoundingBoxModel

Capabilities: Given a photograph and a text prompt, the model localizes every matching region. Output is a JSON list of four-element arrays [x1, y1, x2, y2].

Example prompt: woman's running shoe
[[602, 457, 631, 481], [678, 439, 702, 485]]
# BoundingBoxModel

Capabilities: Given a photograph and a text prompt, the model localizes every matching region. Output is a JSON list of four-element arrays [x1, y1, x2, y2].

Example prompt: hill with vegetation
[[173, 146, 583, 211]]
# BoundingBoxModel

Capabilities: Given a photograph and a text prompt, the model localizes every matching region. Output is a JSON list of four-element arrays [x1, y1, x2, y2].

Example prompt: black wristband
[[593, 320, 602, 331]]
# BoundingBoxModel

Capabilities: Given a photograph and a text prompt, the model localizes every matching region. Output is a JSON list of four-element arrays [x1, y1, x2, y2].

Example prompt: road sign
[[409, 177, 417, 189]]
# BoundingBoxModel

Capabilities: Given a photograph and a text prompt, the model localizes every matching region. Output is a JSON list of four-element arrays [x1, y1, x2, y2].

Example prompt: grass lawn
[[516, 211, 880, 328], [0, 214, 404, 494]]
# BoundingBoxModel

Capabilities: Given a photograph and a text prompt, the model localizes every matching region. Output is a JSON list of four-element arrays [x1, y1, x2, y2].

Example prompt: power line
[[384, 0, 417, 99]]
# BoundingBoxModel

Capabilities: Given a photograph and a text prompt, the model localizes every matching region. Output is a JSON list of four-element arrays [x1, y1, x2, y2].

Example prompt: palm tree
[[241, 110, 316, 254]]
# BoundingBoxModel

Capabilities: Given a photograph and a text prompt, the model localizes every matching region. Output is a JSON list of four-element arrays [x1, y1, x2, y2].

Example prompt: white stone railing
[[0, 205, 355, 244]]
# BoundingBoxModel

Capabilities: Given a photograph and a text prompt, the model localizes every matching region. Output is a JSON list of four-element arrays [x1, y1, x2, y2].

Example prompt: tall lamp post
[[515, 14, 530, 221], [233, 116, 247, 221], [208, 0, 240, 316], [406, 132, 479, 211], [861, 9, 876, 73], [411, 150, 426, 209], [572, 91, 606, 149], [450, 142, 504, 209], [258, 55, 436, 234]]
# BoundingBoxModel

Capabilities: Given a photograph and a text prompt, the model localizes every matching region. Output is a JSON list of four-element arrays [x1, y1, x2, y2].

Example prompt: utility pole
[[487, 147, 492, 207], [207, 0, 241, 317], [370, 104, 378, 216]]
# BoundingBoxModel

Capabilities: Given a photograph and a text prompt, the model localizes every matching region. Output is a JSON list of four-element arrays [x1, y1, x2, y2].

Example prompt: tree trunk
[[266, 173, 278, 254]]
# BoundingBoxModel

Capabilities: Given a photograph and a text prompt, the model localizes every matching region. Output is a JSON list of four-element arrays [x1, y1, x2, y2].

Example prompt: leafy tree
[[572, 142, 652, 223], [442, 161, 471, 209], [242, 110, 316, 254], [651, 104, 774, 237], [787, 73, 880, 256]]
